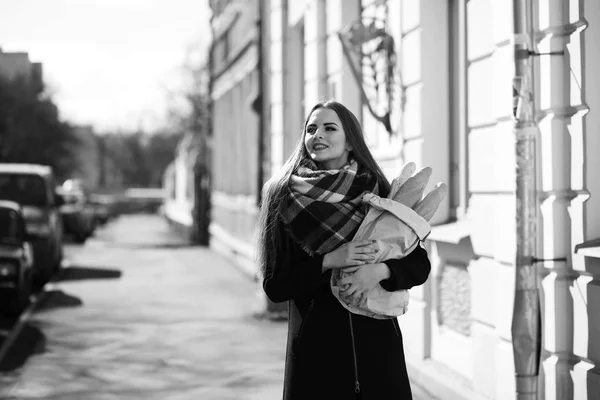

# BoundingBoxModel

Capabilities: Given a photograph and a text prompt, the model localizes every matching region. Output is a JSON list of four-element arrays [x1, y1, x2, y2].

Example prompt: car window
[[0, 174, 49, 207], [0, 208, 19, 242]]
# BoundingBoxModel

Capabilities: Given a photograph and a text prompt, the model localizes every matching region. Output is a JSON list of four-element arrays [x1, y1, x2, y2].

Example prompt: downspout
[[511, 0, 541, 399], [256, 0, 265, 207]]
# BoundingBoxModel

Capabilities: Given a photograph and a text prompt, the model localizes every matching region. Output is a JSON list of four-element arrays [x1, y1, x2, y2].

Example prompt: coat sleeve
[[262, 218, 331, 303], [379, 243, 431, 291]]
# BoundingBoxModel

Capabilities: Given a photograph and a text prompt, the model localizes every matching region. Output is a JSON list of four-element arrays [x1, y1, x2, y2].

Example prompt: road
[[0, 214, 287, 400]]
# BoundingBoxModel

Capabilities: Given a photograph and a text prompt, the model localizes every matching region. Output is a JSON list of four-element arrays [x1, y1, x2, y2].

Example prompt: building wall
[[413, 1, 600, 399], [262, 0, 600, 398], [0, 50, 43, 92], [550, 0, 600, 398], [209, 0, 261, 274], [163, 135, 196, 237], [0, 50, 32, 80]]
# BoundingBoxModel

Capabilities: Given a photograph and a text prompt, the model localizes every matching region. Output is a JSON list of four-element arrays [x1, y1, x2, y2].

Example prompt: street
[[0, 214, 287, 400]]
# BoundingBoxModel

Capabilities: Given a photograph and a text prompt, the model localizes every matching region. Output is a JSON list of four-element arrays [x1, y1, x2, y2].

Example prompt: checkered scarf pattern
[[279, 159, 379, 256]]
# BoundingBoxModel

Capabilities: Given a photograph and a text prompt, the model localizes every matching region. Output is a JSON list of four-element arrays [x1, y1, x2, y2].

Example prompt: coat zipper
[[392, 318, 400, 337], [348, 312, 361, 395]]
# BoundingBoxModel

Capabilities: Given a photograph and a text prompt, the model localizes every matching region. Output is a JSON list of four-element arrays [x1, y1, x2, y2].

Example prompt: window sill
[[574, 238, 600, 259], [427, 220, 477, 264], [428, 219, 471, 244]]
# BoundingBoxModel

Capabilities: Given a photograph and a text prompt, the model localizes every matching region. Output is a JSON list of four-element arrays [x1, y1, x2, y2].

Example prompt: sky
[[0, 0, 212, 132]]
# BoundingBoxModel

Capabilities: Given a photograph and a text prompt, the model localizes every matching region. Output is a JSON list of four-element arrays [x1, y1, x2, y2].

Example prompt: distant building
[[162, 133, 201, 242], [0, 48, 43, 92]]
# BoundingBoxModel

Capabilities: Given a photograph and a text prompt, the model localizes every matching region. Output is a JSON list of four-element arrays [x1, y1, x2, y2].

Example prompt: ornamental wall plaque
[[338, 10, 405, 137]]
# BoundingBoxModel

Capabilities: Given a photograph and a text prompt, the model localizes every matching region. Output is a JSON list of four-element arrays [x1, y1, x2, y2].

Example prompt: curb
[[0, 289, 49, 369], [0, 255, 71, 370]]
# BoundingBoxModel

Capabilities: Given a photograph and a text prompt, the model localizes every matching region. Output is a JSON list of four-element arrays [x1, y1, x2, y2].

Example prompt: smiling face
[[304, 108, 352, 170]]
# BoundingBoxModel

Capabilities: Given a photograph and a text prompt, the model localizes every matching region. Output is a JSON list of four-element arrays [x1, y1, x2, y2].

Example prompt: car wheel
[[74, 231, 88, 243], [5, 271, 32, 317], [54, 251, 63, 274]]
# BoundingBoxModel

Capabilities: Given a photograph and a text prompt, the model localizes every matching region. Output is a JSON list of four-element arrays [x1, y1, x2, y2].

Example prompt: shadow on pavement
[[35, 290, 83, 312], [0, 317, 17, 331], [94, 242, 195, 249], [0, 323, 45, 372], [52, 266, 122, 282]]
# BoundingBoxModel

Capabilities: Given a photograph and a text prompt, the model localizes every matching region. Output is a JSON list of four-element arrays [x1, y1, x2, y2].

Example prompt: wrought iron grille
[[438, 263, 472, 336]]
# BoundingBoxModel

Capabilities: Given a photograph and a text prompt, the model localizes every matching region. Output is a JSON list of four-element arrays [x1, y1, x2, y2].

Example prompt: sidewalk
[[0, 215, 288, 400], [210, 237, 438, 400], [0, 215, 435, 399]]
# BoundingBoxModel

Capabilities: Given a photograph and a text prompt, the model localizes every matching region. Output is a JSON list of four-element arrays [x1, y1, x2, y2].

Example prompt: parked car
[[88, 194, 117, 226], [57, 183, 96, 243], [0, 200, 34, 316], [0, 164, 64, 285]]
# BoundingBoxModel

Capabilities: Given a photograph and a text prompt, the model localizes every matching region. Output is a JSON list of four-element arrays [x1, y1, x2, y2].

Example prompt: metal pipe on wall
[[256, 0, 265, 207], [511, 0, 541, 399]]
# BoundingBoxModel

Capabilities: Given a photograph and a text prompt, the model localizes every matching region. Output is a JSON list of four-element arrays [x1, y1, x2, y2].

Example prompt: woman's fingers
[[343, 285, 359, 297], [355, 246, 378, 255], [354, 240, 377, 248], [351, 242, 378, 258], [343, 288, 366, 306], [338, 276, 353, 286]]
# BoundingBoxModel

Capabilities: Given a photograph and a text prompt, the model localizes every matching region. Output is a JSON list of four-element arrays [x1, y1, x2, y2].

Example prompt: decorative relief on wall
[[438, 263, 472, 336], [337, 0, 405, 138]]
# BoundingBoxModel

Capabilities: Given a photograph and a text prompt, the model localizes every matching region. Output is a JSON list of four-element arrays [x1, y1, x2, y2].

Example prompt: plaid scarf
[[279, 158, 379, 255]]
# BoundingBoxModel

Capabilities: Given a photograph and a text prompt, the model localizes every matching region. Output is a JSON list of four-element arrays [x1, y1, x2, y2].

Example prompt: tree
[[161, 46, 212, 245], [145, 131, 183, 187], [0, 76, 80, 181]]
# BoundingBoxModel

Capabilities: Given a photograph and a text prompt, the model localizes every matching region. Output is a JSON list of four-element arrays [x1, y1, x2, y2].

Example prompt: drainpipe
[[511, 0, 541, 399], [254, 0, 287, 321], [256, 0, 265, 206]]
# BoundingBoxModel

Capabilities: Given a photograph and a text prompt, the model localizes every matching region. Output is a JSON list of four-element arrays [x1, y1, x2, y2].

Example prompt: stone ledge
[[429, 219, 471, 244], [428, 220, 477, 265], [574, 238, 600, 259]]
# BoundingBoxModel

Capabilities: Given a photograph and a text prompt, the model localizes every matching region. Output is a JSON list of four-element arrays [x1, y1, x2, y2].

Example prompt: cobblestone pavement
[[0, 214, 287, 400]]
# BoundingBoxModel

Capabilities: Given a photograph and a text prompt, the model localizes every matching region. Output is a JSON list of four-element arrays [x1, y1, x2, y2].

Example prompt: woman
[[257, 101, 431, 399]]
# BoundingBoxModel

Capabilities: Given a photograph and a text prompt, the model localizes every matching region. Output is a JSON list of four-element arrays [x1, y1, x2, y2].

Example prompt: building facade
[[163, 133, 198, 241], [207, 0, 600, 398], [208, 0, 265, 275], [0, 48, 43, 92]]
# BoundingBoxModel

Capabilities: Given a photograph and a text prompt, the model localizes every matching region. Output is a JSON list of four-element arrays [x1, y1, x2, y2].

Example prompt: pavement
[[0, 214, 287, 400], [0, 213, 436, 400]]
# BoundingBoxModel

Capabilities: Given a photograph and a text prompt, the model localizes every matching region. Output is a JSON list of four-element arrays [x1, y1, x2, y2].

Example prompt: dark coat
[[263, 217, 432, 400]]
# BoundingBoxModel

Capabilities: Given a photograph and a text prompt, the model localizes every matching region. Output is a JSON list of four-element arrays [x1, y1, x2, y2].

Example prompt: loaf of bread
[[331, 162, 448, 319]]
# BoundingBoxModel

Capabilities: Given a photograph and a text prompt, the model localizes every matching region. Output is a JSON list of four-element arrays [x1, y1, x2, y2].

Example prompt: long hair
[[255, 100, 391, 278]]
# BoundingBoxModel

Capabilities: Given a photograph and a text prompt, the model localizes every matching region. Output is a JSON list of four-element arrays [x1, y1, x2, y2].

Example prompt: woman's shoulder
[[263, 173, 289, 193]]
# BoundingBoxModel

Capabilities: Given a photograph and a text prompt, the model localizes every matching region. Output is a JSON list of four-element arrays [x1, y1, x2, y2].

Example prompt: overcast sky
[[0, 0, 212, 132]]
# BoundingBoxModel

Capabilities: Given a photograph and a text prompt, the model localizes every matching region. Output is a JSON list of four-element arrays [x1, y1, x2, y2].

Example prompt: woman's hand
[[337, 263, 390, 304], [322, 240, 379, 270]]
